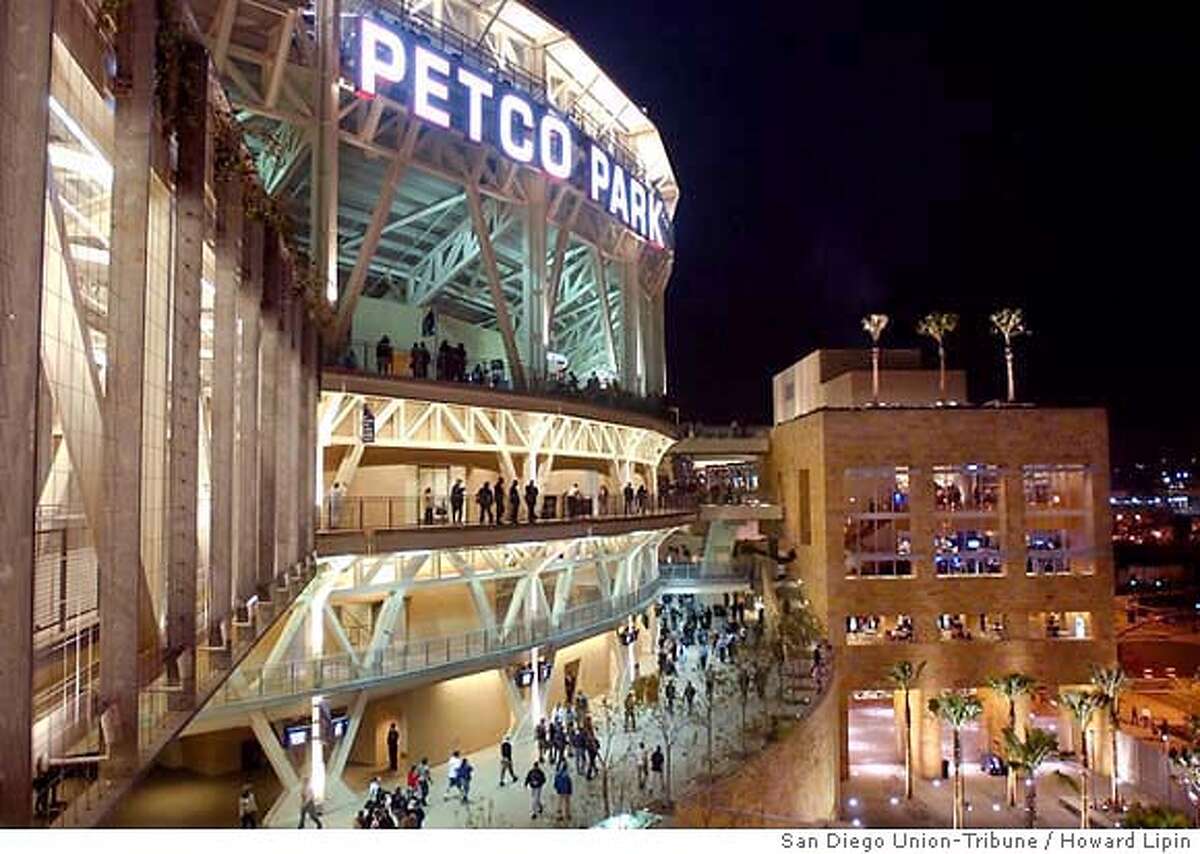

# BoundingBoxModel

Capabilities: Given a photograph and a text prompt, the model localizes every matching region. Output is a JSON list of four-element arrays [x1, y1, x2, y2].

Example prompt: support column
[[258, 229, 281, 599], [312, 0, 340, 305], [521, 173, 548, 383], [165, 41, 211, 710], [209, 144, 243, 649], [296, 320, 314, 559], [619, 252, 642, 393], [274, 283, 295, 572], [649, 288, 667, 395], [102, 0, 158, 778], [236, 218, 263, 607], [0, 0, 52, 825]]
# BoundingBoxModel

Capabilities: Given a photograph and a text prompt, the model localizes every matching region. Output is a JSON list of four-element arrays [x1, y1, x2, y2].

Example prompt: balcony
[[193, 581, 663, 719], [316, 493, 697, 554], [323, 358, 675, 435]]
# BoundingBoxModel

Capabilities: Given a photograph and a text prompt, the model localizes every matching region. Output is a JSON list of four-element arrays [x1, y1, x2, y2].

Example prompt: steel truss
[[204, 526, 673, 825], [191, 0, 674, 393], [318, 389, 676, 493]]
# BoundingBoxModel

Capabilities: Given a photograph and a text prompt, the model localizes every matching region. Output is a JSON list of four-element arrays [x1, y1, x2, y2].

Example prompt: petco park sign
[[353, 17, 672, 249]]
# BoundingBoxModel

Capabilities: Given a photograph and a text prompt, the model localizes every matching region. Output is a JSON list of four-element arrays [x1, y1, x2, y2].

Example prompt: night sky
[[535, 0, 1198, 465]]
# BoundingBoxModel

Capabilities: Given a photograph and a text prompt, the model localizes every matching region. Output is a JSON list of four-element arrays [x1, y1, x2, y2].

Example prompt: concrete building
[[765, 350, 1118, 814]]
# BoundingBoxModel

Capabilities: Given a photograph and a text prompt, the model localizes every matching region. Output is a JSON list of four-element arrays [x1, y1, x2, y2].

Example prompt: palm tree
[[887, 660, 927, 800], [1060, 689, 1103, 828], [916, 312, 959, 400], [1090, 665, 1129, 808], [989, 308, 1030, 403], [929, 691, 983, 828], [987, 672, 1036, 806], [861, 313, 890, 404], [1002, 726, 1059, 828]]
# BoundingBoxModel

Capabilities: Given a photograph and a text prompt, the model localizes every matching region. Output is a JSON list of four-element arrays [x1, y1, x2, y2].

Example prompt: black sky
[[533, 0, 1198, 464]]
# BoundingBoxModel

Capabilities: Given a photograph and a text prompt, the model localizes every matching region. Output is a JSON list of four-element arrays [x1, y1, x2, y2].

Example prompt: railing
[[207, 581, 663, 709], [319, 491, 697, 531], [658, 563, 753, 585], [324, 343, 673, 421]]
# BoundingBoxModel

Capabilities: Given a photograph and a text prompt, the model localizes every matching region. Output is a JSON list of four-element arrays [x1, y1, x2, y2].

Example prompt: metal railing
[[319, 491, 697, 531], [208, 581, 663, 709], [324, 342, 674, 421], [657, 563, 753, 585]]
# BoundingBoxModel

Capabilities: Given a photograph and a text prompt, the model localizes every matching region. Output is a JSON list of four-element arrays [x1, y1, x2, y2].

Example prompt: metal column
[[0, 0, 52, 826], [312, 0, 341, 305], [102, 0, 158, 777], [619, 253, 642, 393], [258, 229, 281, 598], [521, 173, 548, 383]]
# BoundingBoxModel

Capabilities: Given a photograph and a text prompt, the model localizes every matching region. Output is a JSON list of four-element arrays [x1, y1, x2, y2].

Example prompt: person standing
[[476, 483, 494, 525], [508, 480, 520, 524], [493, 478, 506, 526], [450, 478, 466, 524], [553, 763, 573, 823], [387, 722, 400, 772], [499, 737, 518, 786], [297, 777, 322, 828], [535, 717, 548, 762], [598, 484, 609, 516], [624, 690, 637, 732], [624, 482, 635, 515], [525, 480, 539, 523], [238, 784, 258, 828], [636, 742, 649, 791], [376, 335, 393, 374], [636, 484, 648, 514], [650, 745, 665, 793], [684, 680, 697, 715], [665, 679, 677, 714], [422, 487, 434, 526], [409, 342, 421, 378], [525, 761, 546, 819]]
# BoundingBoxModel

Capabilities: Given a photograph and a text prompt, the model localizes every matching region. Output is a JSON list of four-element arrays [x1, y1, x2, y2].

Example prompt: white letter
[[589, 145, 610, 203], [648, 192, 665, 246], [413, 45, 451, 128], [359, 19, 405, 96], [499, 94, 535, 163], [456, 67, 493, 143], [608, 164, 629, 225], [628, 178, 647, 237], [539, 113, 573, 180]]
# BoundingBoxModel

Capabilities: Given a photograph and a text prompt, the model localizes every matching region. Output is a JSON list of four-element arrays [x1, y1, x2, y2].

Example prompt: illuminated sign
[[352, 17, 671, 249]]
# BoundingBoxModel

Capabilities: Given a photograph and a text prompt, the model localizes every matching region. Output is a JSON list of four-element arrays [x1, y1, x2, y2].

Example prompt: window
[[844, 467, 912, 577], [936, 613, 1007, 642], [846, 614, 914, 645], [1024, 465, 1088, 513], [1029, 610, 1092, 640], [1026, 529, 1073, 575], [932, 465, 1001, 513], [933, 524, 1002, 576]]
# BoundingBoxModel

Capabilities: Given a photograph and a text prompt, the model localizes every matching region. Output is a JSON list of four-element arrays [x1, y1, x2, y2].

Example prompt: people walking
[[525, 761, 546, 819], [650, 745, 666, 793], [553, 763, 573, 823], [298, 777, 323, 828], [637, 742, 649, 791], [238, 784, 258, 828], [665, 679, 677, 714], [387, 722, 400, 772], [457, 757, 473, 803], [445, 750, 462, 800], [624, 690, 637, 731], [499, 737, 518, 786], [684, 680, 697, 714], [417, 757, 431, 804]]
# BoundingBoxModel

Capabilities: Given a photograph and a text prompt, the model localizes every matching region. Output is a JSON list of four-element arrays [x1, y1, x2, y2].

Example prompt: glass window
[[936, 613, 1007, 641], [1029, 611, 1092, 639], [845, 467, 913, 577], [845, 614, 914, 645], [932, 464, 1001, 513], [1024, 465, 1088, 513], [933, 523, 1002, 576]]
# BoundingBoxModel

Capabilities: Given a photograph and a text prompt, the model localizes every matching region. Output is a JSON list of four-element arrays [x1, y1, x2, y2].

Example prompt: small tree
[[989, 308, 1030, 403], [929, 691, 983, 828], [1090, 665, 1129, 808], [987, 672, 1036, 806], [1170, 749, 1200, 827], [862, 313, 890, 404], [736, 666, 752, 756], [1060, 689, 1103, 828], [916, 312, 959, 400], [647, 693, 689, 808], [1124, 803, 1191, 829], [888, 660, 927, 800], [1002, 726, 1058, 828]]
